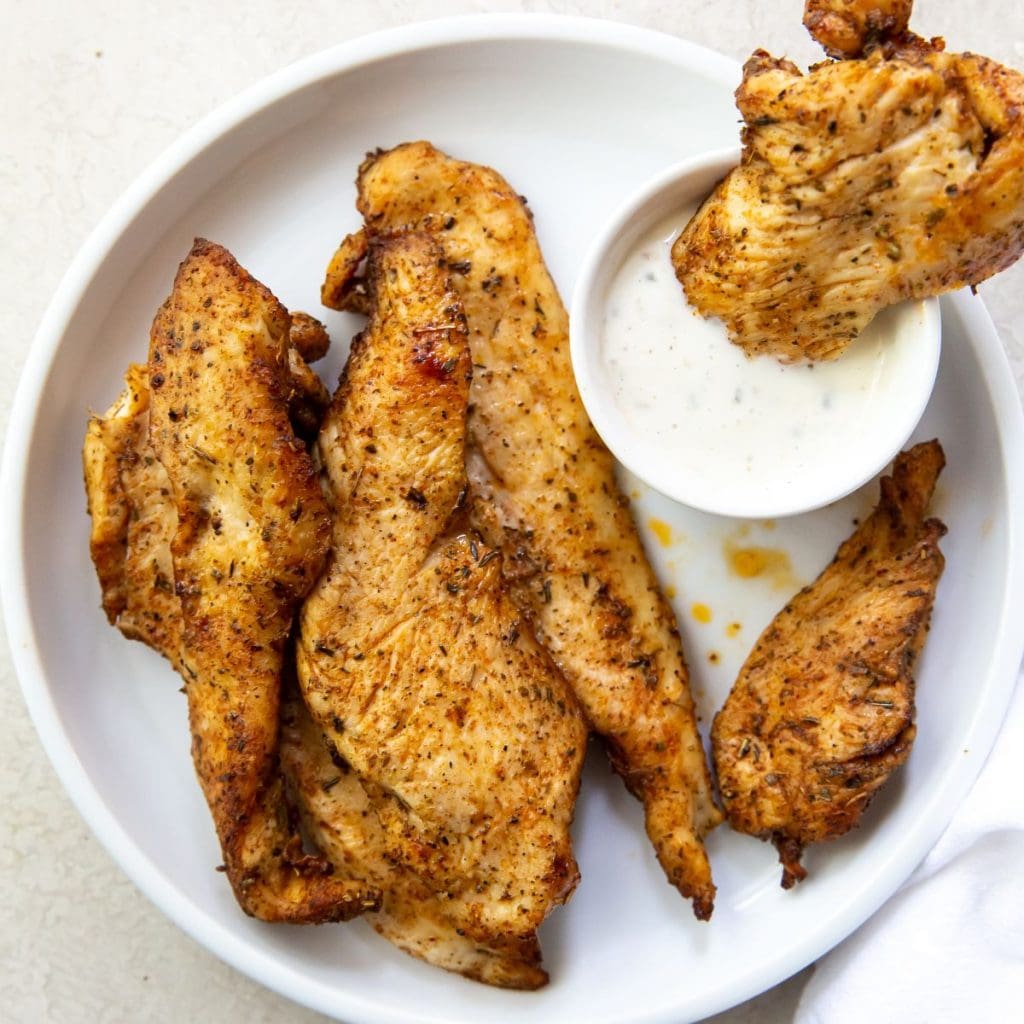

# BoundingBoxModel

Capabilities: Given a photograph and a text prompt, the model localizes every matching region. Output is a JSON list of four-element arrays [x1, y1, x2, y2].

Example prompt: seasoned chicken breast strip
[[673, 0, 1024, 361], [280, 691, 549, 989], [322, 143, 721, 919], [713, 441, 946, 887], [298, 232, 586, 946], [84, 314, 330, 673], [145, 239, 379, 922]]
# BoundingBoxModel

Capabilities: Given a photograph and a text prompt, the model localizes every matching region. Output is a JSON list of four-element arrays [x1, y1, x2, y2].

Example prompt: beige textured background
[[2, 1, 1022, 1021]]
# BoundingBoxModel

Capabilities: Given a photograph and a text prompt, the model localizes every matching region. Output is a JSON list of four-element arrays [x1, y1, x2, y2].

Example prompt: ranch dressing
[[601, 208, 925, 511]]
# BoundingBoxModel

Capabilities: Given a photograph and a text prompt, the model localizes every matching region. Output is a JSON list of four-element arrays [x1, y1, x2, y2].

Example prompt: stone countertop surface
[[1, 1, 1022, 1021]]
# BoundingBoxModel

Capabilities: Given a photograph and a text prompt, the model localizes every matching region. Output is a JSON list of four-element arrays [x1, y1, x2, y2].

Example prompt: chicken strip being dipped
[[298, 232, 586, 950], [144, 239, 379, 922], [713, 441, 946, 887], [323, 143, 722, 920], [279, 691, 549, 989], [673, 0, 1024, 361]]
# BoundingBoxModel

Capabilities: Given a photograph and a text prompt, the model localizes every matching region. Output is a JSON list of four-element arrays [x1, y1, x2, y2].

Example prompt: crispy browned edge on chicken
[[124, 238, 380, 922], [672, 0, 1024, 361], [713, 440, 946, 887], [321, 143, 722, 920], [804, 0, 913, 59], [298, 231, 586, 952]]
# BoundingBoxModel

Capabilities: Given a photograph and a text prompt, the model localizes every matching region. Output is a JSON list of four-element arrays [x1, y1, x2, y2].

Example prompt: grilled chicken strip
[[143, 239, 379, 922], [280, 692, 549, 989], [298, 232, 586, 947], [713, 441, 946, 887], [84, 318, 330, 671], [673, 0, 1024, 361], [322, 142, 721, 920]]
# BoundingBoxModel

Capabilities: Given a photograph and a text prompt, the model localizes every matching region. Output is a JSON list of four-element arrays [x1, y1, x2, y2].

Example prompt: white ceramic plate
[[3, 15, 1023, 1024]]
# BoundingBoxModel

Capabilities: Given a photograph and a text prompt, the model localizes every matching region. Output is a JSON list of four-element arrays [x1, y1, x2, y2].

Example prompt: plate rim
[[3, 13, 1023, 1024]]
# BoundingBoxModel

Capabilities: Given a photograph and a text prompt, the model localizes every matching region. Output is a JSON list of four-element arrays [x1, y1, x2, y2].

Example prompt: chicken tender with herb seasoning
[[713, 441, 946, 886], [298, 232, 586, 952], [84, 312, 332, 670], [323, 142, 721, 920], [673, 0, 1024, 361], [139, 239, 379, 922]]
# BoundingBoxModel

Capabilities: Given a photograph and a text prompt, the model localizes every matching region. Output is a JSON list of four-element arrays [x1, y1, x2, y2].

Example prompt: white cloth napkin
[[795, 669, 1024, 1023]]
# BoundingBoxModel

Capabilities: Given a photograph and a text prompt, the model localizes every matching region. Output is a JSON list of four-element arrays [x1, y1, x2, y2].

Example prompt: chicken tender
[[143, 239, 379, 922], [298, 232, 586, 948], [84, 318, 329, 670], [323, 142, 721, 919], [673, 0, 1024, 361], [712, 441, 946, 887]]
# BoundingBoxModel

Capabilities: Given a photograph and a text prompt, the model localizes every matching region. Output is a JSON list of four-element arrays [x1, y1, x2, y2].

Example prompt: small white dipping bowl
[[570, 147, 941, 518]]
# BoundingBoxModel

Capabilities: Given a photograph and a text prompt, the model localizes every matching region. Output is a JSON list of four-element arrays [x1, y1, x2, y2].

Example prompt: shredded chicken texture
[[298, 232, 586, 951], [673, 0, 1024, 361], [712, 441, 946, 887], [323, 142, 721, 920], [279, 692, 549, 989], [86, 239, 381, 923]]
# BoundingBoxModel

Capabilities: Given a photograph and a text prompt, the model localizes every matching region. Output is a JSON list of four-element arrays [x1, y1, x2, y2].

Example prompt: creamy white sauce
[[601, 207, 926, 514]]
